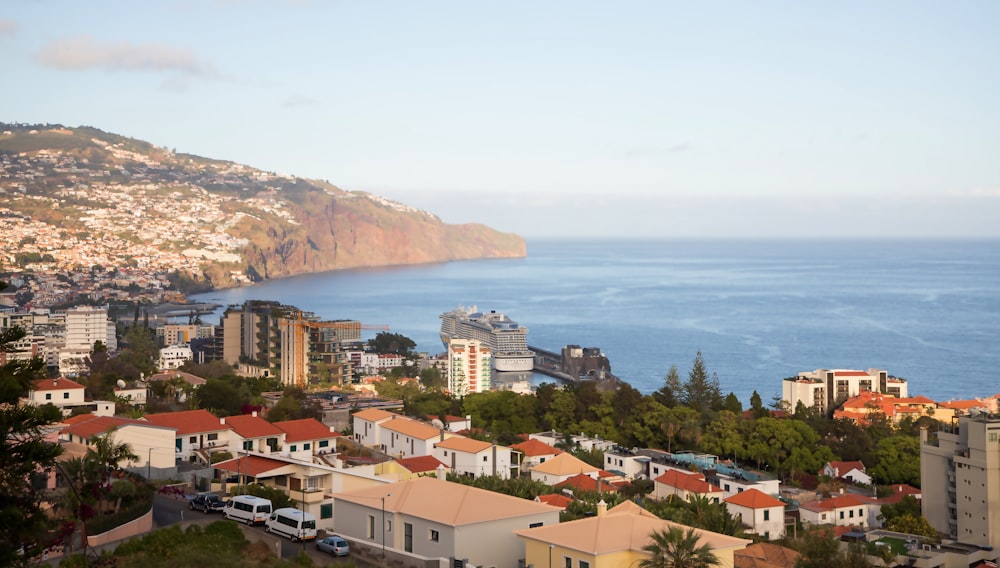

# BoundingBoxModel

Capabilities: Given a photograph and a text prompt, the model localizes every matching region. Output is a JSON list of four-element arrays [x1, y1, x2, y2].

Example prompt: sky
[[3, 1, 999, 238]]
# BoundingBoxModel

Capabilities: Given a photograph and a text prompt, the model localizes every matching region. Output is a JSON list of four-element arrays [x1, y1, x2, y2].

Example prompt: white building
[[798, 494, 878, 529], [352, 408, 398, 448], [446, 338, 492, 396], [381, 416, 452, 458], [158, 343, 193, 370], [723, 488, 786, 539], [433, 437, 514, 479], [63, 305, 116, 351], [782, 368, 908, 414]]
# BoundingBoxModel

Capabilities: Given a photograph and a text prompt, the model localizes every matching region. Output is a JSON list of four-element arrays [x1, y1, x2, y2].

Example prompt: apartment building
[[920, 415, 1000, 549], [782, 368, 908, 414], [446, 338, 492, 396]]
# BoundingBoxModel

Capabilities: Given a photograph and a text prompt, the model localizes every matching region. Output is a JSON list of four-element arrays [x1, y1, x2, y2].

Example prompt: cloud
[[35, 36, 219, 78], [947, 187, 1000, 198], [625, 143, 690, 159], [0, 20, 16, 37]]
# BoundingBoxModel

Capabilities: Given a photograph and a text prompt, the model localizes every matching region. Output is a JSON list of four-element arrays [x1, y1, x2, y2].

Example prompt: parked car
[[316, 535, 350, 556], [189, 492, 225, 513]]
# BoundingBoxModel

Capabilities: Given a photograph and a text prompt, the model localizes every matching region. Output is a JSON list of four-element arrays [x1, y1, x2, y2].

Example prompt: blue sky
[[3, 1, 998, 238]]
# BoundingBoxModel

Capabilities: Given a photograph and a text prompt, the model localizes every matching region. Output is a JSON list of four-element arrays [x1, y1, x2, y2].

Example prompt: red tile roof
[[799, 493, 874, 512], [655, 469, 722, 495], [834, 370, 871, 377], [273, 418, 338, 443], [223, 413, 285, 439], [511, 438, 562, 457], [555, 473, 619, 493], [396, 455, 446, 474], [824, 461, 866, 477], [143, 409, 228, 436], [725, 488, 785, 509], [32, 377, 85, 391], [535, 493, 573, 510], [61, 416, 145, 440], [213, 455, 290, 477]]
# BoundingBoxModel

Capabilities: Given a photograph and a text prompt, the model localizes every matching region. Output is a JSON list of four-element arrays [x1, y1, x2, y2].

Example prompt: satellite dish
[[116, 379, 127, 388]]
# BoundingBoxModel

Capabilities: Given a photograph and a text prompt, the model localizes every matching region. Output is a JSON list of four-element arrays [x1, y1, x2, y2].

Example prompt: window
[[319, 440, 329, 448], [858, 508, 863, 517], [189, 436, 197, 443], [849, 510, 854, 518], [290, 445, 297, 452], [429, 529, 439, 542], [243, 440, 252, 451], [580, 562, 590, 568], [304, 443, 311, 450], [483, 455, 488, 462], [764, 510, 770, 521], [840, 511, 844, 519], [386, 519, 392, 532], [367, 515, 375, 539], [564, 557, 572, 568], [63, 392, 70, 399], [404, 522, 413, 553], [45, 393, 52, 400], [207, 433, 218, 441], [529, 522, 544, 528]]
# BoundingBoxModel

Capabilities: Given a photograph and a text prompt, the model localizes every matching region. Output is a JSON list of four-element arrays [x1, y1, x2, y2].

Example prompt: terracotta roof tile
[[223, 413, 285, 439], [396, 455, 446, 474], [655, 469, 722, 494], [61, 416, 147, 440], [381, 417, 442, 440], [352, 408, 397, 422], [434, 437, 493, 453], [724, 488, 785, 509], [32, 377, 85, 391], [511, 438, 562, 457], [273, 418, 339, 443], [530, 452, 599, 476], [143, 409, 228, 436]]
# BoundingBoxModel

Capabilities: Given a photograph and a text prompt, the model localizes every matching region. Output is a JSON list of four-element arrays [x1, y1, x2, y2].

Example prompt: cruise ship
[[440, 306, 534, 372]]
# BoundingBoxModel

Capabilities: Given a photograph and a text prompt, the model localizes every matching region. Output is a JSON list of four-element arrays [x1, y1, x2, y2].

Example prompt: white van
[[224, 495, 272, 525], [264, 508, 317, 541]]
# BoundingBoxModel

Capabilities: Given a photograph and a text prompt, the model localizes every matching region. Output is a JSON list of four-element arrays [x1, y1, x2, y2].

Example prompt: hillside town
[[3, 293, 1000, 568]]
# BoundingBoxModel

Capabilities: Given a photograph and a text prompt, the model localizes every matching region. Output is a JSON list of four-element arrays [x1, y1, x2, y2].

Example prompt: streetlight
[[382, 493, 392, 558]]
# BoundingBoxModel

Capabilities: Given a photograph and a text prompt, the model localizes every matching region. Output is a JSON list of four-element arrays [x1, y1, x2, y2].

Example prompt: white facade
[[433, 438, 513, 479], [64, 305, 116, 351], [723, 489, 786, 539], [798, 494, 876, 529], [603, 449, 649, 479], [381, 417, 447, 458], [446, 338, 492, 396], [782, 368, 907, 414], [351, 408, 397, 448], [713, 473, 781, 500], [158, 343, 193, 370]]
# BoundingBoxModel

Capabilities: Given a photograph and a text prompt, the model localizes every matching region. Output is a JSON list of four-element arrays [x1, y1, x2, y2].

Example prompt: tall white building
[[782, 368, 907, 414], [447, 338, 491, 396], [63, 305, 117, 351]]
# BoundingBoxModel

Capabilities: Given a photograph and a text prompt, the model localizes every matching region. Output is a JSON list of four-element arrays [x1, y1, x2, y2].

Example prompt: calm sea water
[[191, 239, 1000, 406]]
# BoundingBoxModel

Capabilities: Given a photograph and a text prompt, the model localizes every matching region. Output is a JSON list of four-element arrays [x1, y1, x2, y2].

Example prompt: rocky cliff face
[[239, 185, 526, 282]]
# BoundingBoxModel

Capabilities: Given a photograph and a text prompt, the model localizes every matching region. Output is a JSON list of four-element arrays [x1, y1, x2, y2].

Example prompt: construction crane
[[279, 311, 388, 388]]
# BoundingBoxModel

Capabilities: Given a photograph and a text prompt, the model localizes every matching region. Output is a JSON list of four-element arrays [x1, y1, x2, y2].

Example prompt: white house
[[530, 452, 600, 485], [158, 343, 193, 370], [142, 409, 232, 463], [511, 438, 562, 470], [821, 461, 872, 485], [653, 468, 725, 503], [352, 408, 398, 448], [433, 437, 514, 479], [709, 471, 782, 500], [223, 411, 286, 454], [26, 377, 86, 412], [273, 418, 340, 461], [381, 416, 452, 458], [529, 430, 615, 452], [723, 488, 786, 539], [799, 493, 878, 529], [603, 447, 650, 479], [59, 414, 178, 478]]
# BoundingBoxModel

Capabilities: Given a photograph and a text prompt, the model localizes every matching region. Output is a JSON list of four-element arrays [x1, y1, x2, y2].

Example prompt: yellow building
[[515, 500, 750, 568]]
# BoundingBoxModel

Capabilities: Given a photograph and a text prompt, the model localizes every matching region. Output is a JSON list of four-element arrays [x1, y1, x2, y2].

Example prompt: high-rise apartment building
[[447, 338, 491, 397], [920, 415, 1000, 549]]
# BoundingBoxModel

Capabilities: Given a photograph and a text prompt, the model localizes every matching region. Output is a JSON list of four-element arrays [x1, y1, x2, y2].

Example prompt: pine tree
[[0, 322, 64, 566], [682, 352, 721, 412], [655, 365, 683, 408]]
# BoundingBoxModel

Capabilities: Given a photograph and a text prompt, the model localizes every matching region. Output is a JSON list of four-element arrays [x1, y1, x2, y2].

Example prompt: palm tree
[[88, 428, 138, 513], [639, 526, 721, 568]]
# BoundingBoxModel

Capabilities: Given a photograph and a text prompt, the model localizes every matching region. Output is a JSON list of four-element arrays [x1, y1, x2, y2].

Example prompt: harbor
[[530, 344, 620, 391]]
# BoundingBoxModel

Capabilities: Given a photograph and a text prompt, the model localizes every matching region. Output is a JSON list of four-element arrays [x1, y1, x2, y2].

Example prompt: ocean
[[190, 239, 1000, 406]]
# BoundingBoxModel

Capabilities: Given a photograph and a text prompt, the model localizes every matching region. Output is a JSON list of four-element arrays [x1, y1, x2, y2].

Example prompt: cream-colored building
[[782, 368, 907, 414], [433, 437, 514, 479], [352, 407, 398, 448], [723, 488, 786, 539], [921, 415, 1000, 550], [334, 477, 560, 567], [381, 416, 454, 458], [515, 500, 751, 568], [529, 452, 600, 485], [445, 338, 492, 396]]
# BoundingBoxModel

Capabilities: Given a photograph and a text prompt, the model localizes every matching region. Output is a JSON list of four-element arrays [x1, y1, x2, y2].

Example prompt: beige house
[[25, 377, 88, 415], [333, 476, 560, 567], [58, 414, 177, 478], [381, 416, 452, 458], [515, 500, 751, 568], [511, 438, 561, 469], [653, 468, 725, 502], [530, 452, 600, 485]]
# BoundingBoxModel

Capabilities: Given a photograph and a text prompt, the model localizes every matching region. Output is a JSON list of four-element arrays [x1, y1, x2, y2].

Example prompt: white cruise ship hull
[[493, 355, 534, 372]]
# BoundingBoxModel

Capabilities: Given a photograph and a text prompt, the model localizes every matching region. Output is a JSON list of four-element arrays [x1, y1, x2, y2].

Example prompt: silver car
[[316, 535, 350, 556]]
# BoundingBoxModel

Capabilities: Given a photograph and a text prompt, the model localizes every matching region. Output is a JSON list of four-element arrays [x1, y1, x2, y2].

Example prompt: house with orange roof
[[511, 438, 561, 469], [529, 452, 600, 485], [799, 493, 879, 529], [334, 476, 560, 567], [554, 472, 621, 495], [374, 455, 447, 481], [223, 411, 286, 454], [352, 407, 398, 447], [381, 416, 455, 458], [142, 409, 232, 463], [433, 436, 515, 479], [734, 542, 800, 568], [654, 467, 725, 502], [24, 376, 110, 416], [515, 499, 751, 568], [59, 414, 178, 478], [272, 418, 339, 461], [833, 391, 937, 425], [535, 493, 573, 510], [820, 460, 871, 486], [724, 488, 787, 539]]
